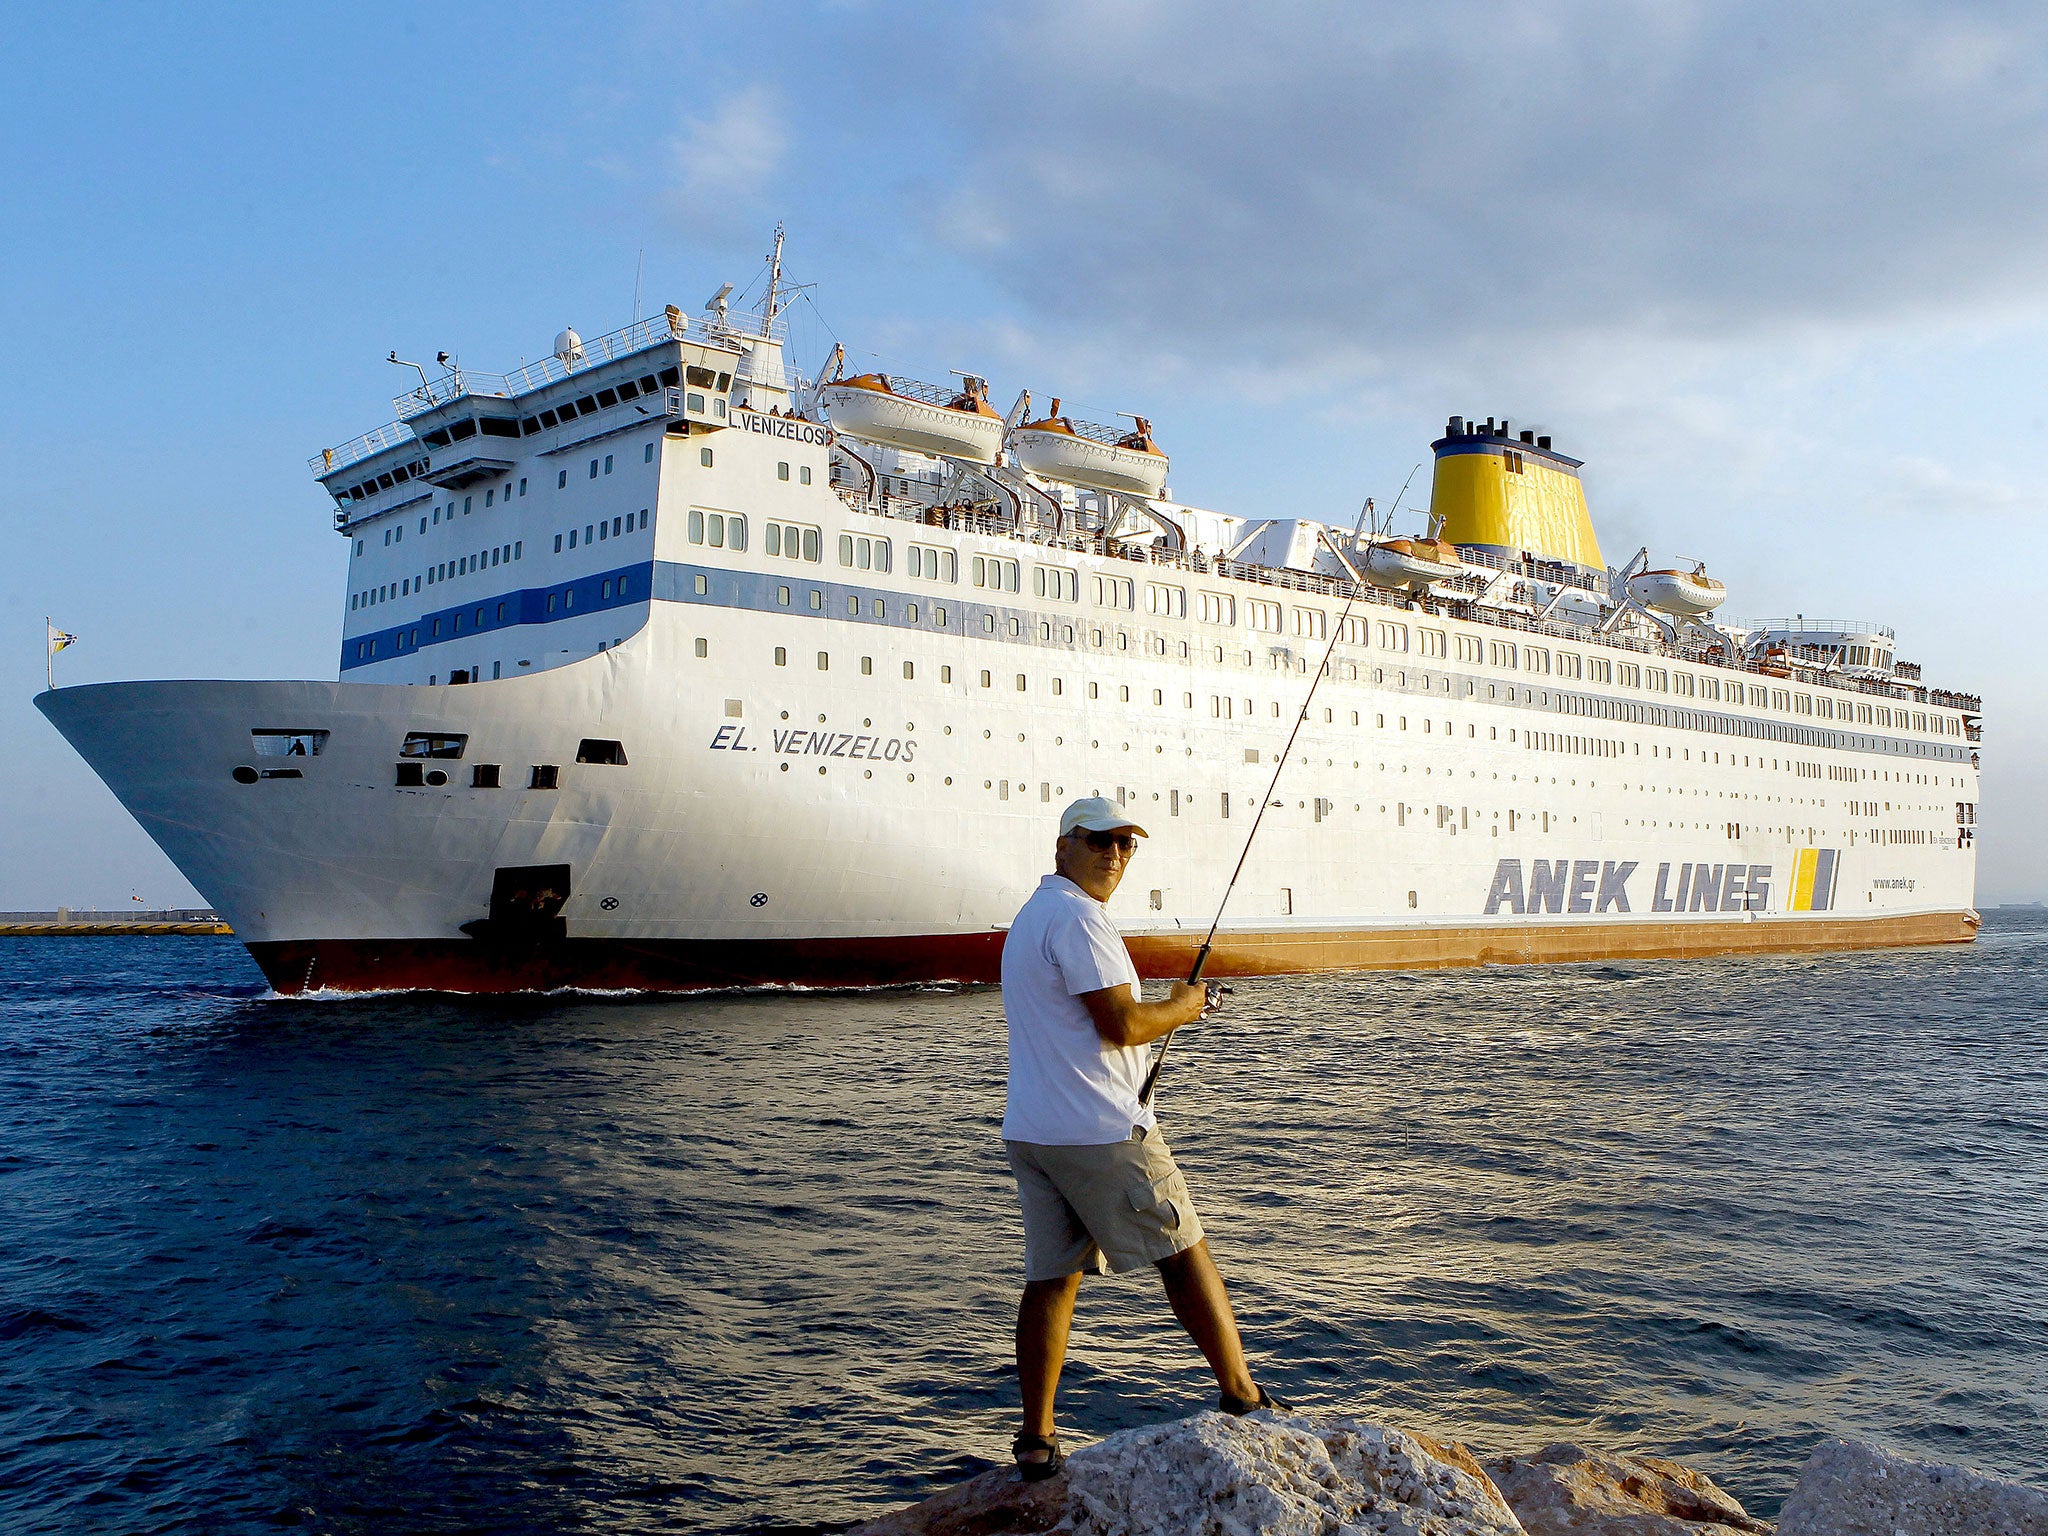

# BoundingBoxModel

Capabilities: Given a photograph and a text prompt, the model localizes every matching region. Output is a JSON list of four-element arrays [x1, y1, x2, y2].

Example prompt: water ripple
[[0, 922, 2043, 1533]]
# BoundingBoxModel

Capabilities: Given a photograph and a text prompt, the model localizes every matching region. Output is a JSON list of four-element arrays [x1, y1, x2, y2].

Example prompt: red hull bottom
[[247, 910, 1977, 996]]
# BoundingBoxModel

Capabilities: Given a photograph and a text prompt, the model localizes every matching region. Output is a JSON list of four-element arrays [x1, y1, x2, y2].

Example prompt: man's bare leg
[[1157, 1240, 1258, 1401], [1017, 1273, 1083, 1451]]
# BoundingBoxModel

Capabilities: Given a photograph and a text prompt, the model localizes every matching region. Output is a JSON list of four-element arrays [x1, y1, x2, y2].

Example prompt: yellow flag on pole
[[45, 618, 79, 691]]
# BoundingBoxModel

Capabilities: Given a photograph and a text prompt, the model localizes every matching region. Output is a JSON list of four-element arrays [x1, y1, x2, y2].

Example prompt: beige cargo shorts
[[1004, 1129, 1206, 1280]]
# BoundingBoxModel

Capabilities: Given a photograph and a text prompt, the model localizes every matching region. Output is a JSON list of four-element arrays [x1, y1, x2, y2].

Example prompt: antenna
[[762, 222, 786, 327], [386, 350, 432, 397], [633, 248, 644, 322]]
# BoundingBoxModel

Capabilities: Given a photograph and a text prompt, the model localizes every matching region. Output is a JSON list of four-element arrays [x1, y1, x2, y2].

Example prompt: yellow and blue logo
[[1789, 848, 1841, 912]]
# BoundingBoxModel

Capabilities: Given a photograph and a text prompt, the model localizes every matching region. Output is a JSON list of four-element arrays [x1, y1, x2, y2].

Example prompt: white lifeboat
[[1011, 404, 1170, 499], [1360, 536, 1464, 593], [1627, 565, 1727, 618], [817, 373, 1004, 464]]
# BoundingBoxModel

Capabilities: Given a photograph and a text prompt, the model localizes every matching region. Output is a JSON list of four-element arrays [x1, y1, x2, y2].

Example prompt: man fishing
[[1001, 797, 1287, 1483]]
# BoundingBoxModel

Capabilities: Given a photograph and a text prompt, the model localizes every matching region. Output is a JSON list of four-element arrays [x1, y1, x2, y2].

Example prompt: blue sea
[[3, 916, 2044, 1534]]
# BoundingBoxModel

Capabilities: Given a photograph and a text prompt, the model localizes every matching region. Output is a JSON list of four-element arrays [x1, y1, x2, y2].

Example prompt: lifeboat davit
[[1627, 566, 1727, 619], [1011, 404, 1170, 499], [1360, 536, 1464, 593], [817, 373, 1004, 464]]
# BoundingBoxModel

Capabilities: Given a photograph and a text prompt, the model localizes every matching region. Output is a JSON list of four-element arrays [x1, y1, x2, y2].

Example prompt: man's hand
[[1081, 979, 1212, 1048]]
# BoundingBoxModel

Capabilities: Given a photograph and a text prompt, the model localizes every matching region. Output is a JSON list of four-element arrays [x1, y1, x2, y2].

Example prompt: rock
[[1484, 1444, 1771, 1534], [1776, 1439, 2048, 1536], [1062, 1409, 1525, 1535], [850, 1460, 1070, 1536]]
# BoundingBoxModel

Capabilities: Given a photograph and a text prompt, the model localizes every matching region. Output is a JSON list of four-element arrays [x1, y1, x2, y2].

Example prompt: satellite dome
[[553, 327, 584, 365]]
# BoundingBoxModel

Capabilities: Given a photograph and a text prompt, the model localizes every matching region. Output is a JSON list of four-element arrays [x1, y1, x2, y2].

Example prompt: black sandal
[[1219, 1385, 1292, 1416], [1011, 1431, 1065, 1483]]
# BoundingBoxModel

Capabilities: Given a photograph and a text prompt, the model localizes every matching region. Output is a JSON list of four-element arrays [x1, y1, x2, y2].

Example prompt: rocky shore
[[852, 1410, 2048, 1536]]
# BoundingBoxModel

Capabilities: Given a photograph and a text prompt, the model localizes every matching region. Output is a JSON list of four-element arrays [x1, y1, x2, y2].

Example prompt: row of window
[[813, 552, 1960, 731], [352, 542, 528, 610], [494, 366, 692, 441], [677, 568, 1957, 750], [352, 567, 642, 658], [736, 545, 1956, 732], [364, 478, 541, 554], [353, 599, 514, 659], [560, 509, 650, 553]]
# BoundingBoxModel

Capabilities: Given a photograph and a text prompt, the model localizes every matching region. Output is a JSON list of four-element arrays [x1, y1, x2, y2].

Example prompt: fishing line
[[1140, 463, 1424, 1105]]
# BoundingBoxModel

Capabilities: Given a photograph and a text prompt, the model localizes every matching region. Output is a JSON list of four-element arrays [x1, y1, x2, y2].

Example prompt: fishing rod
[[1140, 464, 1423, 1105]]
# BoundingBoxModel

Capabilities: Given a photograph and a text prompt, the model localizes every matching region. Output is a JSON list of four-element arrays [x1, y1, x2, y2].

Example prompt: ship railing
[[1026, 415, 1132, 447], [829, 374, 971, 409], [1735, 616, 1897, 640], [387, 310, 724, 419], [309, 419, 421, 478], [838, 490, 1973, 712], [392, 366, 517, 416], [1452, 545, 1607, 596]]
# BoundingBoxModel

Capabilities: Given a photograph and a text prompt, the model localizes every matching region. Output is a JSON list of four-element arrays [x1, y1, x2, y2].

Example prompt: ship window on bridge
[[576, 739, 628, 766]]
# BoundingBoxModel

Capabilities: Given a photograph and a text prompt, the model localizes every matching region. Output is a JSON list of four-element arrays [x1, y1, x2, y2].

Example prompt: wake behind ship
[[38, 238, 1983, 994]]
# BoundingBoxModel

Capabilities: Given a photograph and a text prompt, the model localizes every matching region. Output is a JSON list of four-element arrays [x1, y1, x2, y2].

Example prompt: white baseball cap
[[1059, 796, 1149, 838]]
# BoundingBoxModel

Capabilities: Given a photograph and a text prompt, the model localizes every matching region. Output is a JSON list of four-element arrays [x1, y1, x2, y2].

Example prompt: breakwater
[[0, 908, 230, 936]]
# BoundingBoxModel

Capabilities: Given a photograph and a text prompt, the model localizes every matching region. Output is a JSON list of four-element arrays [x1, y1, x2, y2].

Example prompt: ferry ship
[[37, 236, 1982, 994]]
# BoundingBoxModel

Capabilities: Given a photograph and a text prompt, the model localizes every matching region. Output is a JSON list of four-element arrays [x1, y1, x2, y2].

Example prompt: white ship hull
[[38, 579, 1979, 995], [40, 293, 1979, 994]]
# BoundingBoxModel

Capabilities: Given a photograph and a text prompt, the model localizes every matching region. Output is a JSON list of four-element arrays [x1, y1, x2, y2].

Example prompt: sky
[[1, 0, 2042, 908]]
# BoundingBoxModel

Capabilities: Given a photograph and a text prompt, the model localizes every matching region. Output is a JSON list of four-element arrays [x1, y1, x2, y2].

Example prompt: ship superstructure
[[38, 239, 1982, 994]]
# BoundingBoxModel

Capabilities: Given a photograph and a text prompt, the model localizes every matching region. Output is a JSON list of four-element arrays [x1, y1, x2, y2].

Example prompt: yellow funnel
[[1429, 418, 1603, 571]]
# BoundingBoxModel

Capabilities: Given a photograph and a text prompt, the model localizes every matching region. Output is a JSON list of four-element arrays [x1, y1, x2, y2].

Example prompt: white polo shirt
[[1000, 873, 1154, 1145]]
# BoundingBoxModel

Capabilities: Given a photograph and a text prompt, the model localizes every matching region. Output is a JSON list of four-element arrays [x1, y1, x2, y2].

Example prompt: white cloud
[[929, 1, 2048, 379], [663, 84, 787, 233]]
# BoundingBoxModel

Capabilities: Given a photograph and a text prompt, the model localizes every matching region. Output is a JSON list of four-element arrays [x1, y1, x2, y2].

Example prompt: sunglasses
[[1076, 830, 1139, 853]]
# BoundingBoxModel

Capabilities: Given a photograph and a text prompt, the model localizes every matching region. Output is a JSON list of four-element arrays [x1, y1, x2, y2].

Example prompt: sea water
[[2, 915, 2043, 1534]]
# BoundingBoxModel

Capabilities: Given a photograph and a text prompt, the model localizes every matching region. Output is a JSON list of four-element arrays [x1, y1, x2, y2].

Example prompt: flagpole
[[46, 616, 52, 693]]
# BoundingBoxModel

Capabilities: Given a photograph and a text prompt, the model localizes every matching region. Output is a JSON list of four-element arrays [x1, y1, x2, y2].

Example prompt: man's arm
[[1079, 981, 1210, 1048]]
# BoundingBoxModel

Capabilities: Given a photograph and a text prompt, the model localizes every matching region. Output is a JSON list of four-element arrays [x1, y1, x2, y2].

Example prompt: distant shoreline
[[0, 910, 232, 936]]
